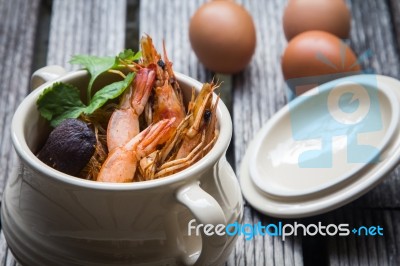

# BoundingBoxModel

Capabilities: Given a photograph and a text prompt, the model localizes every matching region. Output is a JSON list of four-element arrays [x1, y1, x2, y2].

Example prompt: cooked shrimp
[[140, 35, 186, 128], [176, 82, 217, 159], [140, 35, 163, 83], [153, 81, 185, 129], [98, 37, 219, 182], [143, 82, 219, 179], [97, 119, 175, 183], [106, 67, 156, 151], [161, 40, 184, 106]]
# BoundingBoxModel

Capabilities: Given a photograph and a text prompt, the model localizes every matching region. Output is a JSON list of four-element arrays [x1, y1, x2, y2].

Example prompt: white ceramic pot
[[2, 66, 243, 266]]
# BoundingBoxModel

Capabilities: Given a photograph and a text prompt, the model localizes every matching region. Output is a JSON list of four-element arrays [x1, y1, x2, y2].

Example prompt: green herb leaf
[[50, 108, 86, 128], [70, 55, 117, 101], [84, 72, 135, 114], [118, 49, 142, 62], [38, 50, 142, 127], [37, 83, 86, 127]]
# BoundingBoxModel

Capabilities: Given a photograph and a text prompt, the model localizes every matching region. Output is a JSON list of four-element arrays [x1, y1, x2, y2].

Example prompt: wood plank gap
[[0, 0, 41, 200], [30, 0, 52, 80], [125, 0, 140, 51], [300, 217, 329, 266], [387, 0, 400, 64]]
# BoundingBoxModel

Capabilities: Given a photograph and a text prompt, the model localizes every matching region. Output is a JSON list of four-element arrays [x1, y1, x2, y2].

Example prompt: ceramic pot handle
[[31, 65, 67, 90], [176, 182, 227, 266]]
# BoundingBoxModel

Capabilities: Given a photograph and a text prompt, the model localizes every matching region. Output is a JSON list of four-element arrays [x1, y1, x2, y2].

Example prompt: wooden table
[[1, 0, 400, 265]]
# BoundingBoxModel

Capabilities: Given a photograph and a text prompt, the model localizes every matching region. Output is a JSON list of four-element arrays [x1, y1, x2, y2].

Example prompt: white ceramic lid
[[239, 75, 400, 218]]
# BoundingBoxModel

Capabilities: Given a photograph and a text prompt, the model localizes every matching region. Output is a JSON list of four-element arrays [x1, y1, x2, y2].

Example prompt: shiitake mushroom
[[37, 119, 96, 176]]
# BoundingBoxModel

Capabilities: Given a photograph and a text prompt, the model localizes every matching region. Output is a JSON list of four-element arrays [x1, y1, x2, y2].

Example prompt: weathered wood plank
[[285, 0, 400, 264], [0, 0, 41, 264], [231, 0, 303, 264], [231, 0, 400, 264], [344, 0, 400, 208], [327, 208, 400, 266], [0, 0, 128, 265], [224, 206, 303, 266], [139, 0, 213, 82], [125, 0, 140, 50], [233, 0, 287, 174], [47, 0, 127, 70], [140, 0, 304, 265], [389, 0, 400, 54], [1, 0, 397, 265], [324, 0, 400, 262], [0, 0, 41, 199]]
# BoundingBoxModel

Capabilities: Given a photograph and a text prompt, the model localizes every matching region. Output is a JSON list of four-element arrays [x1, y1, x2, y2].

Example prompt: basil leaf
[[70, 55, 117, 101], [37, 83, 86, 127], [84, 72, 135, 114]]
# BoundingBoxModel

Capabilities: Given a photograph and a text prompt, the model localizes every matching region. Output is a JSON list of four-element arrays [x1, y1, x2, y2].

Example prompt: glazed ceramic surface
[[240, 75, 400, 218], [250, 75, 399, 198], [2, 67, 243, 266]]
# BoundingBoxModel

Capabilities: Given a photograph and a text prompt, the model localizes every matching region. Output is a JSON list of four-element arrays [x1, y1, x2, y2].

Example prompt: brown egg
[[282, 31, 360, 83], [189, 0, 256, 74], [283, 0, 351, 41]]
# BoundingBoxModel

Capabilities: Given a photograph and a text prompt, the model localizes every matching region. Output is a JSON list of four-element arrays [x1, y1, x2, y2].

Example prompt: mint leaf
[[84, 72, 135, 114], [37, 83, 86, 127], [118, 49, 142, 62], [70, 55, 117, 101]]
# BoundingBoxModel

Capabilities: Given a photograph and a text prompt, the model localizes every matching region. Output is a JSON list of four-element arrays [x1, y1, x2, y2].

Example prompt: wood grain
[[0, 0, 41, 263], [232, 0, 400, 264], [389, 0, 400, 55], [311, 0, 400, 263], [0, 0, 127, 265], [47, 0, 127, 70], [231, 0, 303, 264], [0, 0, 41, 200], [344, 0, 400, 208], [140, 0, 304, 265], [326, 208, 400, 266], [0, 0, 399, 265], [139, 0, 213, 82]]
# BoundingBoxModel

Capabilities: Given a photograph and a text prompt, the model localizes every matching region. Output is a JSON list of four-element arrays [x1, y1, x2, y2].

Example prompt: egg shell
[[283, 0, 351, 41], [189, 0, 256, 74], [281, 31, 360, 81]]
